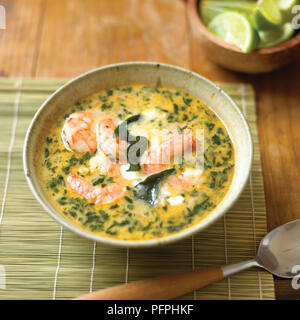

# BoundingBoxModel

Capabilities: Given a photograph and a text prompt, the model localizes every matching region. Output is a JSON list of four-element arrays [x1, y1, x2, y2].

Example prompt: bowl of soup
[[23, 62, 252, 248]]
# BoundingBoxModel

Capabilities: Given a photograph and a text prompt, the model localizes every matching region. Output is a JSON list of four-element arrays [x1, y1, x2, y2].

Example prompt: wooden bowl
[[187, 0, 300, 74]]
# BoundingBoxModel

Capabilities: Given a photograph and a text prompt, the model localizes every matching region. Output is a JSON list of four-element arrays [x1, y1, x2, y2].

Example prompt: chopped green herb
[[99, 210, 109, 221], [217, 127, 224, 135], [166, 222, 186, 233], [124, 196, 133, 203], [205, 123, 215, 131], [92, 175, 105, 186], [122, 86, 132, 93], [101, 102, 113, 111], [127, 204, 134, 210], [46, 137, 53, 145], [44, 148, 50, 158], [183, 97, 192, 106], [212, 134, 221, 145]]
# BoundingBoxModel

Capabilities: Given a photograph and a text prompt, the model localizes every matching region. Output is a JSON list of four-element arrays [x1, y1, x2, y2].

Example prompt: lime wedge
[[200, 4, 227, 26], [258, 22, 295, 48], [208, 11, 258, 53], [275, 0, 299, 23], [200, 1, 256, 26], [251, 0, 282, 30]]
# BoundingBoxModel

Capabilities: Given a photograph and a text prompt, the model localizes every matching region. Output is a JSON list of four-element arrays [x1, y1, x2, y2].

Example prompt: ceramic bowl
[[23, 62, 252, 248], [188, 0, 300, 74]]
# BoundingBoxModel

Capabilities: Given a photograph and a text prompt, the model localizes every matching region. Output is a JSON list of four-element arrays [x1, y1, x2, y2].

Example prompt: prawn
[[166, 168, 203, 192], [142, 131, 196, 175], [63, 115, 129, 204], [62, 113, 127, 161], [62, 111, 98, 153], [97, 118, 127, 162], [66, 165, 127, 205], [142, 128, 202, 195]]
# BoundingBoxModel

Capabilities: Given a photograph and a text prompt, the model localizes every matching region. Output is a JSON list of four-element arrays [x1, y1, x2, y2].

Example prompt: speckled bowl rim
[[23, 62, 253, 248]]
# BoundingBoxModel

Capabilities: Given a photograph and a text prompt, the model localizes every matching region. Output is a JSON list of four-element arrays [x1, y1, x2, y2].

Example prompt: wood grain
[[0, 0, 299, 299], [35, 0, 189, 77], [0, 0, 45, 77]]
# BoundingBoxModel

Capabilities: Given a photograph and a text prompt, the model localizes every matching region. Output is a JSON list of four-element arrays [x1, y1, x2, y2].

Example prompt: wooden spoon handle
[[74, 266, 223, 300]]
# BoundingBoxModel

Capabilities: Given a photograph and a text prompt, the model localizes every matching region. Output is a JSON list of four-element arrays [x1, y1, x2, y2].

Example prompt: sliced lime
[[200, 1, 256, 26], [251, 0, 282, 30], [200, 4, 227, 26], [208, 11, 258, 53], [258, 22, 295, 48], [275, 0, 299, 23]]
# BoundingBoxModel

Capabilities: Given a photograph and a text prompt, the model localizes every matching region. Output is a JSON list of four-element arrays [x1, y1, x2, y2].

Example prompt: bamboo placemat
[[0, 78, 275, 300]]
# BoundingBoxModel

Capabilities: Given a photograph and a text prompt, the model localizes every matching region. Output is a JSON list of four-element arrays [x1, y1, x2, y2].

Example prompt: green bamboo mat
[[0, 78, 275, 300]]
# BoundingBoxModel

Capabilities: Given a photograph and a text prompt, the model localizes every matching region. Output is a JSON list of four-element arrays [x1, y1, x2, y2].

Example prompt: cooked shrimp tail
[[143, 131, 196, 175], [97, 118, 127, 162], [66, 173, 127, 205], [62, 112, 98, 153]]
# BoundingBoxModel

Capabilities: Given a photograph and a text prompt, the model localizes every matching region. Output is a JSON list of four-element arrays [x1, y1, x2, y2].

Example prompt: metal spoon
[[76, 219, 300, 300]]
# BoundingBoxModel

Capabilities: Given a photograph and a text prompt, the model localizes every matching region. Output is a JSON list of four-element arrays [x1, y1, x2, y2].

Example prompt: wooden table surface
[[0, 0, 299, 300]]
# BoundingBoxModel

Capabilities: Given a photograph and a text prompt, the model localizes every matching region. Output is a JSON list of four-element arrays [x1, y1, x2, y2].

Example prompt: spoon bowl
[[256, 219, 300, 278]]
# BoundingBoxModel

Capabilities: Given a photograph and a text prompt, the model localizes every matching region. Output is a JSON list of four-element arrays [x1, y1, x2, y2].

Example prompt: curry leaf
[[134, 168, 176, 206], [114, 114, 141, 139]]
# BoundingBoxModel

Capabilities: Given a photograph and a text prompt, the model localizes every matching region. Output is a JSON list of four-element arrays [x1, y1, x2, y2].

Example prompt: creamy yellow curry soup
[[41, 84, 234, 240]]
